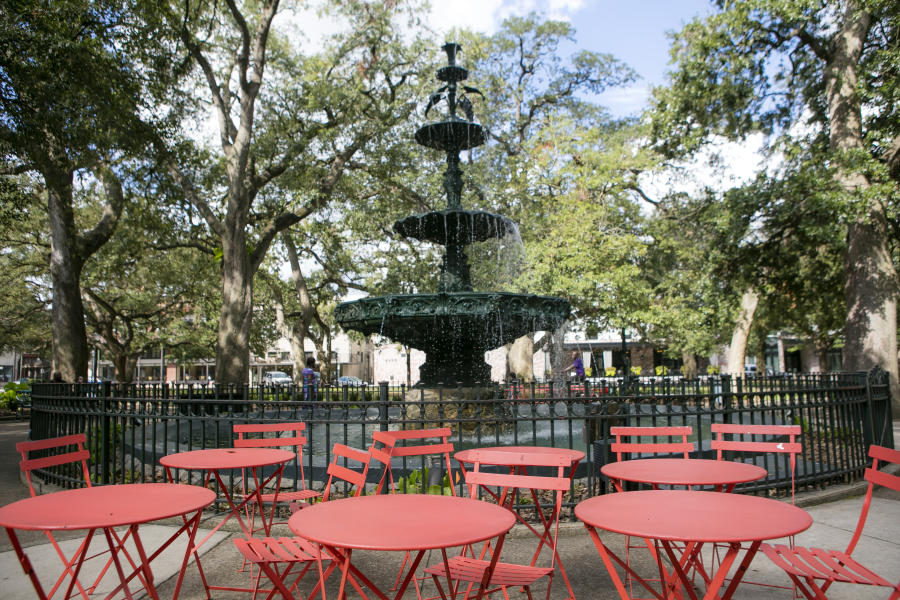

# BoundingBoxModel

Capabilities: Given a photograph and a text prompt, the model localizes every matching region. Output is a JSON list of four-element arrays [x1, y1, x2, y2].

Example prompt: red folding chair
[[17, 433, 146, 599], [369, 427, 456, 496], [608, 425, 694, 598], [711, 423, 802, 499], [709, 423, 803, 592], [762, 444, 900, 600], [369, 427, 457, 598], [424, 449, 573, 600], [233, 422, 321, 534], [230, 444, 372, 600]]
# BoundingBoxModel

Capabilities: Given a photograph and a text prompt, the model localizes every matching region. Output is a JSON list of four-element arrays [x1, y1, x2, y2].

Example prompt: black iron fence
[[25, 370, 893, 513]]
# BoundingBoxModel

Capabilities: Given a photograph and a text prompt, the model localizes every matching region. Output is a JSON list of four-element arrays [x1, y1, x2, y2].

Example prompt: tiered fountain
[[335, 43, 570, 386]]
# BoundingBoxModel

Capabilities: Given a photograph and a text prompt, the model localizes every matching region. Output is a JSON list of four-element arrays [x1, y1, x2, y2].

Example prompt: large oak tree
[[651, 0, 900, 409]]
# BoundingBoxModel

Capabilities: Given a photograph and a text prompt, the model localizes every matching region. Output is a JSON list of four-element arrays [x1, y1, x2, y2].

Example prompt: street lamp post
[[621, 328, 631, 376]]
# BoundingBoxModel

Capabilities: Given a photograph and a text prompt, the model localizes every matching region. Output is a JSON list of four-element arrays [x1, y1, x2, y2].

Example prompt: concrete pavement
[[1, 419, 898, 599]]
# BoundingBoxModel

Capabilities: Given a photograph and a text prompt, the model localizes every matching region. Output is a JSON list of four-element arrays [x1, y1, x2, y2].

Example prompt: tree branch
[[179, 28, 237, 149], [249, 211, 302, 273], [223, 0, 252, 90], [886, 133, 900, 182], [77, 166, 124, 259]]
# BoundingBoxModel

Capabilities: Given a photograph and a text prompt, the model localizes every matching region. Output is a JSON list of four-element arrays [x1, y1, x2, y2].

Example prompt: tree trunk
[[681, 352, 697, 379], [216, 233, 253, 385], [843, 219, 899, 408], [507, 334, 535, 382], [825, 4, 900, 413], [47, 176, 88, 382], [726, 288, 759, 376], [112, 353, 136, 383]]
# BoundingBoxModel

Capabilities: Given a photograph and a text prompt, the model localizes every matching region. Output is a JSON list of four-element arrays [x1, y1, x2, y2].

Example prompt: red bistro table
[[455, 446, 584, 598], [576, 490, 812, 600], [289, 493, 516, 600], [0, 483, 214, 600], [160, 447, 294, 546], [601, 458, 767, 493]]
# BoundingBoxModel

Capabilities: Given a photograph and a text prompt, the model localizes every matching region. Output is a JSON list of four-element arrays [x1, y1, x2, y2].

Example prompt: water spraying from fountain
[[335, 43, 570, 386]]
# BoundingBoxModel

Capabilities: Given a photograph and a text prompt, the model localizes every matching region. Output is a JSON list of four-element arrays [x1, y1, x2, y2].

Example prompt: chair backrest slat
[[711, 424, 801, 436], [467, 470, 571, 492], [610, 426, 691, 437], [235, 435, 307, 448], [375, 442, 454, 457], [869, 444, 900, 465], [866, 444, 900, 493], [710, 440, 802, 454], [16, 433, 92, 496], [373, 428, 451, 443], [864, 467, 900, 493], [234, 422, 307, 434]]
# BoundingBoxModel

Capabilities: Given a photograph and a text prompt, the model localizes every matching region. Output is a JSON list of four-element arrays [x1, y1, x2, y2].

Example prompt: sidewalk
[[1, 419, 898, 599]]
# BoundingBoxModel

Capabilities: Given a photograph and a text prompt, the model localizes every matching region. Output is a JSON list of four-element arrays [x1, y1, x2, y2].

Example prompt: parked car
[[263, 371, 293, 386], [336, 376, 365, 386]]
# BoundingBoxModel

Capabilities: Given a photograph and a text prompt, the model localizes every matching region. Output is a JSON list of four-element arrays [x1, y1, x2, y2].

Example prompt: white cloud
[[428, 0, 584, 35], [639, 133, 769, 201], [596, 84, 651, 117]]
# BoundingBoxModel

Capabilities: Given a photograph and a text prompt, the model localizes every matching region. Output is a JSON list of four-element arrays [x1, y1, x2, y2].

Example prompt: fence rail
[[25, 370, 893, 514]]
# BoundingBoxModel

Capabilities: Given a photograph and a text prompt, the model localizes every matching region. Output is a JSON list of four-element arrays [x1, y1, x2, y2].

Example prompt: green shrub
[[0, 382, 29, 411], [395, 467, 454, 496]]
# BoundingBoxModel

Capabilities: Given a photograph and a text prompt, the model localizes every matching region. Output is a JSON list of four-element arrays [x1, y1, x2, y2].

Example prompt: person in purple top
[[565, 351, 585, 382], [301, 357, 319, 401]]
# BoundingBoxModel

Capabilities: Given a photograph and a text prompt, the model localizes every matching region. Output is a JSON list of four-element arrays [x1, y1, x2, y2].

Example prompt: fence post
[[720, 374, 732, 415], [378, 381, 390, 432], [863, 370, 876, 450], [100, 381, 111, 485]]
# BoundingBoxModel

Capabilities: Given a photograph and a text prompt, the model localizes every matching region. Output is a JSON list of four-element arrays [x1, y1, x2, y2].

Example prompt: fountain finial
[[442, 42, 461, 66]]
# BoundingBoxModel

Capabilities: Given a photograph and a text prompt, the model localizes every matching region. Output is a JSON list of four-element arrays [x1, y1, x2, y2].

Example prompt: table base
[[584, 525, 763, 600], [5, 510, 207, 600]]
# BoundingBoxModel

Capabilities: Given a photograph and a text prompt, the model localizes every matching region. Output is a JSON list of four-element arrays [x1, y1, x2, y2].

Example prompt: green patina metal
[[335, 43, 570, 386]]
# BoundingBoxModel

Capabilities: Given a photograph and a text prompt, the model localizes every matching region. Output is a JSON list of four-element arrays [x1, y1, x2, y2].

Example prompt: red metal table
[[160, 447, 294, 545], [0, 483, 214, 600], [601, 458, 767, 493], [455, 446, 584, 598], [289, 493, 516, 600], [575, 490, 812, 600]]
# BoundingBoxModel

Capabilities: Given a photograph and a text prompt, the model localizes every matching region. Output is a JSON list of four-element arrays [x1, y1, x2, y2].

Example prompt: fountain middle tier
[[334, 291, 570, 385], [393, 208, 516, 246]]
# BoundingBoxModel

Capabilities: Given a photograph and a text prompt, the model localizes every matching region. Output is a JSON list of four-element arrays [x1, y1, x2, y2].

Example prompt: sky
[[424, 0, 716, 117]]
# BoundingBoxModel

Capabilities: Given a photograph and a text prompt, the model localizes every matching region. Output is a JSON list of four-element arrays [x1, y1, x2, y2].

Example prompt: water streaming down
[[335, 43, 570, 386]]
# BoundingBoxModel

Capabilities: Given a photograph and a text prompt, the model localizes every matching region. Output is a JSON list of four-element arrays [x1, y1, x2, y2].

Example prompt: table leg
[[102, 526, 147, 600], [5, 527, 50, 599], [583, 525, 667, 600], [309, 544, 384, 600], [169, 508, 210, 600]]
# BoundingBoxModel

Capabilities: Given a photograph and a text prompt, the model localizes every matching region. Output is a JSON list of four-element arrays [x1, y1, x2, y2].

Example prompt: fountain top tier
[[334, 43, 570, 385], [398, 42, 516, 293]]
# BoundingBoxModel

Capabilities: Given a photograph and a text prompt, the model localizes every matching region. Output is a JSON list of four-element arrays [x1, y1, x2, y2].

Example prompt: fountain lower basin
[[335, 291, 570, 384]]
